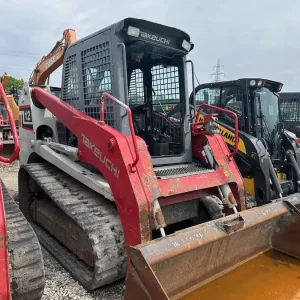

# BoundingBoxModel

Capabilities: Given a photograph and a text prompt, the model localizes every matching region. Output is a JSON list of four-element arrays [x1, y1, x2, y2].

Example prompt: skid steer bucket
[[125, 195, 300, 300]]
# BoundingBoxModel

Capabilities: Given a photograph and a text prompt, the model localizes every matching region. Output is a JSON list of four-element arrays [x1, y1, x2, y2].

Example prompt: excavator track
[[2, 181, 45, 300], [19, 162, 126, 291]]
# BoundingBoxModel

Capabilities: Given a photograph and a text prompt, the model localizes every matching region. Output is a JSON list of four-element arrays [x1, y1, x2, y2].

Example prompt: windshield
[[125, 41, 184, 156], [255, 87, 279, 152]]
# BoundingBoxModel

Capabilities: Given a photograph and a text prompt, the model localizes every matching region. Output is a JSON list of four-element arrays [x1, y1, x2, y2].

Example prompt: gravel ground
[[0, 161, 125, 300]]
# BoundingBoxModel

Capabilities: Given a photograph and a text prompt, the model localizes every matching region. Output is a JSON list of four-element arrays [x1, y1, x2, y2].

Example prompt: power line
[[2, 66, 36, 71], [0, 52, 40, 59], [2, 65, 62, 73], [0, 63, 34, 69], [0, 48, 41, 55]]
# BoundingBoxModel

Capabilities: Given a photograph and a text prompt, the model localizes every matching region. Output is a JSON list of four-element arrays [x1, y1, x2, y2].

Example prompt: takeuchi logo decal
[[82, 134, 120, 178], [140, 31, 170, 45]]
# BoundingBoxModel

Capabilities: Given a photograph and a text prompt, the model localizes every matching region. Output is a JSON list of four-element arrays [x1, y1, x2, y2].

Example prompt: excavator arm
[[29, 29, 76, 85], [0, 73, 8, 92]]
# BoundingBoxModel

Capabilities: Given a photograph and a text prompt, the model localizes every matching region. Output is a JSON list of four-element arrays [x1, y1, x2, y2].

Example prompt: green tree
[[6, 76, 24, 104], [6, 76, 24, 91]]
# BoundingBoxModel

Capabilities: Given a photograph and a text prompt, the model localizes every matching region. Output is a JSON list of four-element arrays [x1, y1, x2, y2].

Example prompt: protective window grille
[[151, 65, 181, 143], [81, 42, 116, 127], [62, 54, 79, 102], [280, 98, 300, 121], [151, 66, 180, 107], [129, 69, 144, 105]]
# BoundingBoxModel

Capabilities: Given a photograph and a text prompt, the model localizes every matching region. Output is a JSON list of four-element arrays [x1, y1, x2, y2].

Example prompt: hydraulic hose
[[268, 157, 283, 198], [286, 150, 300, 185]]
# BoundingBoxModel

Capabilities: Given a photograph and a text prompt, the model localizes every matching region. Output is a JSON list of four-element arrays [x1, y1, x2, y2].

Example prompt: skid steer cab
[[190, 78, 300, 206], [17, 18, 300, 299]]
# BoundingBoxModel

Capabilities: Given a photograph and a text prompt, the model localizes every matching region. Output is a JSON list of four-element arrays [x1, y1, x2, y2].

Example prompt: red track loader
[[18, 18, 300, 299], [0, 83, 45, 300]]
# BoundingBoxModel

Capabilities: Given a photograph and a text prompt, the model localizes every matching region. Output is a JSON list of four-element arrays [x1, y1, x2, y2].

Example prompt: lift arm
[[29, 29, 76, 85]]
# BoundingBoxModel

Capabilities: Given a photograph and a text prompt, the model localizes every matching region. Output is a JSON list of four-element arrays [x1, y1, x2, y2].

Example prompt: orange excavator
[[0, 73, 19, 157], [0, 29, 76, 157], [28, 29, 76, 85]]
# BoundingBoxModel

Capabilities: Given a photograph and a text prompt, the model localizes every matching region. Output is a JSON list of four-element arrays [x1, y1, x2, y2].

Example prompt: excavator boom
[[29, 29, 76, 85], [0, 73, 8, 93]]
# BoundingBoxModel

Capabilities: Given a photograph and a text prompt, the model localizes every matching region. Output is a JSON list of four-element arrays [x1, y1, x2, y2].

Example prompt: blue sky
[[0, 0, 299, 91]]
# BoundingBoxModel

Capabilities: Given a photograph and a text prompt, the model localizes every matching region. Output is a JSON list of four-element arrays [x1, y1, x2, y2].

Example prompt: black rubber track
[[2, 180, 45, 300], [19, 162, 126, 291]]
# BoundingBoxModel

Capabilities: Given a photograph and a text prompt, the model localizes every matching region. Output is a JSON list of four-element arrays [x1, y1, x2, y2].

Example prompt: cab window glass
[[221, 86, 241, 115], [195, 87, 220, 113]]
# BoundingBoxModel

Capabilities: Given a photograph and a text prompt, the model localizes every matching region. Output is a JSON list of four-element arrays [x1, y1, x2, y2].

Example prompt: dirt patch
[[0, 161, 19, 201]]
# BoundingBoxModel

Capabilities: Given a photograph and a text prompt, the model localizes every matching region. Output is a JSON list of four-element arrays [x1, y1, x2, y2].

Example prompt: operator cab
[[125, 34, 188, 158], [191, 78, 283, 156], [59, 18, 194, 166]]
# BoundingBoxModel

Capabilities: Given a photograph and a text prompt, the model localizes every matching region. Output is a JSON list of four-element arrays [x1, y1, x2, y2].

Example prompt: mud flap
[[124, 194, 300, 300]]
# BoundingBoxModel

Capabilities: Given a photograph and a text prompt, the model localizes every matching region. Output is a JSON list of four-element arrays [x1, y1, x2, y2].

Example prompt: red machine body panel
[[31, 88, 246, 250]]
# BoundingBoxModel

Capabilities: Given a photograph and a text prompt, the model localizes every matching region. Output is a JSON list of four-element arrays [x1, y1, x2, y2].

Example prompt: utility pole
[[211, 59, 225, 82]]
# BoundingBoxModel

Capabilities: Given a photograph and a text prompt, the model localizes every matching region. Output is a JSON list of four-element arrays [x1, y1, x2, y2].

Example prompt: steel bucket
[[124, 194, 300, 299]]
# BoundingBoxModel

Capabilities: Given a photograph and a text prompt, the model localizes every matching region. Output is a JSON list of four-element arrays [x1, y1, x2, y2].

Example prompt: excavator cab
[[191, 79, 300, 206]]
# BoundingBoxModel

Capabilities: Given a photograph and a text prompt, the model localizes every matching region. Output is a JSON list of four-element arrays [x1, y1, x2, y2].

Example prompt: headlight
[[127, 26, 140, 37], [257, 80, 263, 86], [250, 80, 256, 86], [182, 40, 191, 51]]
